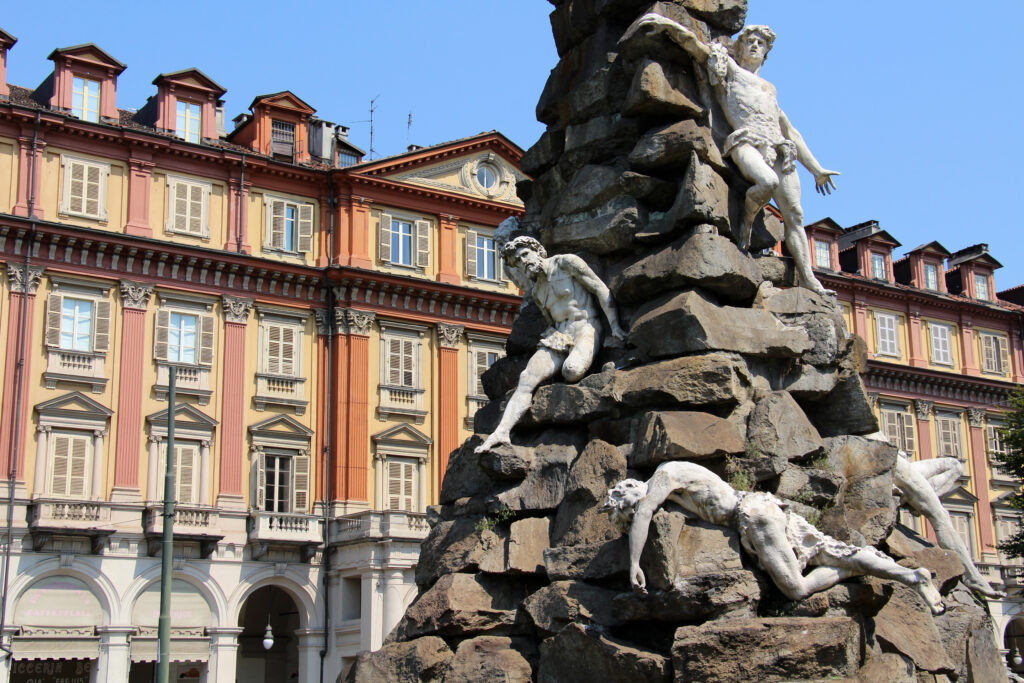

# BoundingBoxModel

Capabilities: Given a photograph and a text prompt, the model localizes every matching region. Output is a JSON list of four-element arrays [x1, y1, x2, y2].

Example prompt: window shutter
[[93, 299, 111, 353], [67, 161, 86, 214], [297, 204, 314, 253], [198, 315, 215, 366], [188, 183, 204, 235], [281, 326, 296, 376], [254, 452, 266, 510], [154, 309, 170, 360], [875, 314, 898, 356], [497, 248, 506, 283], [999, 336, 1010, 375], [45, 294, 63, 348], [882, 409, 900, 448], [170, 180, 188, 232], [388, 461, 401, 510], [50, 434, 70, 495], [930, 324, 951, 364], [900, 412, 916, 454], [402, 338, 415, 387], [415, 220, 430, 268], [387, 338, 402, 385], [982, 334, 996, 372], [176, 445, 196, 505], [292, 453, 310, 512], [378, 213, 393, 262], [266, 323, 282, 374], [402, 461, 415, 511], [85, 164, 102, 217], [475, 350, 490, 396], [465, 229, 478, 278], [468, 349, 478, 396], [269, 199, 286, 249], [68, 436, 88, 498]]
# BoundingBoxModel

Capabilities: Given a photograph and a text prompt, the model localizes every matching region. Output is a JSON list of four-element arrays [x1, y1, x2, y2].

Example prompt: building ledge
[[329, 510, 429, 546]]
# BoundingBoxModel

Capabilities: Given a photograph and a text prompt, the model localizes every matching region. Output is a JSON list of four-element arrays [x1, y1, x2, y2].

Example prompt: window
[[476, 164, 497, 189], [254, 449, 310, 514], [874, 312, 900, 357], [264, 196, 314, 254], [386, 336, 415, 388], [924, 263, 939, 291], [881, 403, 916, 454], [44, 283, 113, 392], [378, 323, 427, 421], [159, 442, 199, 505], [466, 230, 503, 281], [270, 119, 296, 161], [378, 213, 430, 269], [59, 155, 110, 221], [169, 312, 198, 363], [980, 332, 1010, 375], [470, 347, 503, 399], [814, 240, 831, 269], [265, 322, 298, 375], [386, 457, 417, 511], [937, 412, 963, 460], [154, 300, 215, 387], [974, 273, 990, 300], [950, 511, 976, 559], [255, 310, 309, 414], [175, 100, 201, 143], [997, 516, 1020, 557], [871, 252, 886, 279], [165, 176, 211, 238], [48, 431, 91, 498], [337, 151, 358, 167], [988, 422, 1008, 458], [928, 322, 953, 366], [71, 76, 100, 122]]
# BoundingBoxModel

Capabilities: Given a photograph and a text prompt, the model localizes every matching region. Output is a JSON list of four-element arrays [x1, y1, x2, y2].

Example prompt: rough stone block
[[775, 467, 843, 508], [746, 390, 824, 461], [440, 437, 498, 504], [567, 55, 631, 124], [618, 5, 710, 66], [623, 59, 703, 121], [672, 617, 861, 682], [493, 435, 581, 513], [643, 509, 744, 585], [619, 171, 677, 210], [444, 636, 534, 683], [681, 0, 747, 32], [755, 285, 846, 366], [613, 569, 759, 622], [629, 119, 725, 174], [522, 580, 624, 636], [393, 573, 531, 640], [544, 538, 629, 581], [874, 596, 955, 674], [537, 26, 621, 126], [646, 153, 730, 236], [628, 289, 812, 360], [543, 194, 646, 256], [804, 371, 879, 437], [530, 383, 618, 425], [480, 517, 551, 575], [415, 516, 497, 588], [342, 636, 453, 683], [564, 113, 639, 168], [817, 436, 897, 546], [631, 410, 745, 468], [521, 127, 565, 177], [538, 623, 670, 683], [592, 352, 753, 411], [855, 653, 915, 683], [552, 439, 628, 546], [555, 164, 627, 216]]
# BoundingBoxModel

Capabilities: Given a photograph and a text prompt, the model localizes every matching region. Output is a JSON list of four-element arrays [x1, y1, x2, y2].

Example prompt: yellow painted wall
[[247, 188, 320, 266], [867, 307, 908, 363], [149, 169, 230, 250], [0, 137, 17, 213], [41, 147, 127, 232]]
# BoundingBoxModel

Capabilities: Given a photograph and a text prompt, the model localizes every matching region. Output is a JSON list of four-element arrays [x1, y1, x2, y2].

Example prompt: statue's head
[[502, 235, 547, 277], [494, 216, 519, 250], [601, 478, 648, 532], [732, 25, 775, 66]]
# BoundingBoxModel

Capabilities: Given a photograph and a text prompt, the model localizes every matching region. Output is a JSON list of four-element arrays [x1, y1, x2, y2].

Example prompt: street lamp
[[262, 623, 274, 651]]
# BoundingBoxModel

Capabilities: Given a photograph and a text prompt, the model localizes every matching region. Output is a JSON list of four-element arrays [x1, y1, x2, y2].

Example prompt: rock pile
[[344, 1, 1006, 680]]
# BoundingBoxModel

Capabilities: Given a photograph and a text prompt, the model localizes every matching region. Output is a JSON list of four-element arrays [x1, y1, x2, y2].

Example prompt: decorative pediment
[[35, 391, 113, 421], [940, 485, 979, 506], [147, 403, 218, 432], [372, 423, 433, 447], [249, 91, 315, 116], [249, 414, 313, 451], [388, 151, 524, 204], [153, 68, 226, 97], [48, 43, 125, 74]]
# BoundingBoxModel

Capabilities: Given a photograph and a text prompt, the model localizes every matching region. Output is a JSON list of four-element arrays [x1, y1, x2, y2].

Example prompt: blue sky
[[6, 2, 1023, 289]]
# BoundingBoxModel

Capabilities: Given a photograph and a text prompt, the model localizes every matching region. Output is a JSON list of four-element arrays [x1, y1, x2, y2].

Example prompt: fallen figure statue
[[603, 461, 945, 614]]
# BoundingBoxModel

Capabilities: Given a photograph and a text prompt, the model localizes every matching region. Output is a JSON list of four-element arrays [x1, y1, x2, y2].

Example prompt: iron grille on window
[[271, 120, 296, 161]]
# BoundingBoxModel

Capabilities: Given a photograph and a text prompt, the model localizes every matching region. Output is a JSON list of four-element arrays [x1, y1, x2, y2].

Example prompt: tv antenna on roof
[[406, 111, 413, 149], [368, 96, 380, 160]]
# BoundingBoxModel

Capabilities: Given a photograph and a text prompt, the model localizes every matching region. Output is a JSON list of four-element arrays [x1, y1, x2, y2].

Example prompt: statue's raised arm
[[632, 12, 711, 63]]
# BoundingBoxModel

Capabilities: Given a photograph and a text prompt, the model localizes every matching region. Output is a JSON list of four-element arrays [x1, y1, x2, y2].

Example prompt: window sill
[[58, 210, 108, 224], [468, 276, 506, 286], [377, 405, 428, 424], [254, 395, 309, 416], [155, 362, 212, 404], [166, 228, 211, 241], [44, 371, 108, 394], [45, 349, 108, 393], [874, 352, 902, 360], [381, 260, 425, 274]]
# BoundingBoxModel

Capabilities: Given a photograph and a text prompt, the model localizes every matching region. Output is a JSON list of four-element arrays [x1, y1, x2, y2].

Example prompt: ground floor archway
[[236, 584, 301, 682]]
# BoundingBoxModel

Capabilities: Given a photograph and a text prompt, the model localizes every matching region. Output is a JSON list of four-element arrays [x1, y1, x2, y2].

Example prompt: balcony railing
[[27, 498, 114, 553], [155, 363, 211, 404], [254, 373, 308, 415], [330, 510, 430, 545], [248, 511, 322, 545], [378, 385, 427, 422], [143, 505, 219, 536], [44, 350, 107, 393]]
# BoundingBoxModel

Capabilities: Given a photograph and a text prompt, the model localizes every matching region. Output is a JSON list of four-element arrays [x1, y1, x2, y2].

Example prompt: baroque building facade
[[0, 34, 523, 683]]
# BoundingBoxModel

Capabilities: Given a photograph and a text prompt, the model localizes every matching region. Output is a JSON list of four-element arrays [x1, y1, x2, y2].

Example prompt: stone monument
[[343, 2, 1006, 681]]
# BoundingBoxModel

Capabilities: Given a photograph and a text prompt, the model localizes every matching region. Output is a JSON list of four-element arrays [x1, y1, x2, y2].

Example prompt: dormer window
[[974, 273, 990, 300], [871, 252, 886, 280], [271, 119, 295, 162], [476, 163, 498, 189], [176, 100, 201, 143], [924, 263, 939, 291], [814, 240, 831, 269], [72, 76, 100, 122]]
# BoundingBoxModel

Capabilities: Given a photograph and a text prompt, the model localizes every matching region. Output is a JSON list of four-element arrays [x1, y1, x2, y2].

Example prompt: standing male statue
[[604, 461, 946, 614], [635, 14, 838, 296], [475, 236, 626, 453]]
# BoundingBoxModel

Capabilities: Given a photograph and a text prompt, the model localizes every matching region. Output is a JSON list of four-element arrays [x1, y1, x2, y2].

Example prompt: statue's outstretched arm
[[628, 501, 657, 593], [630, 12, 711, 63], [779, 111, 839, 195]]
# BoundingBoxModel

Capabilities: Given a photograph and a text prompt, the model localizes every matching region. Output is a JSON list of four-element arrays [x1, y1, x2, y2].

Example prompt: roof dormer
[[147, 68, 226, 143], [41, 43, 125, 122], [0, 28, 16, 98], [946, 244, 1002, 301], [895, 240, 950, 292], [804, 217, 843, 271], [836, 220, 901, 281], [227, 91, 315, 164]]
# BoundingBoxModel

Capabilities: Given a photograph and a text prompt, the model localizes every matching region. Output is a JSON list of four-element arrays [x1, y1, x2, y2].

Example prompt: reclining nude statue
[[633, 13, 837, 296], [603, 461, 946, 614], [892, 447, 1005, 599], [475, 236, 626, 453]]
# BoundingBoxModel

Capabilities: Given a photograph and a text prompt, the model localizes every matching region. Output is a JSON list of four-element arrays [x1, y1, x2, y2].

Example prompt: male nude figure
[[633, 14, 838, 295], [603, 461, 945, 614], [475, 236, 626, 453]]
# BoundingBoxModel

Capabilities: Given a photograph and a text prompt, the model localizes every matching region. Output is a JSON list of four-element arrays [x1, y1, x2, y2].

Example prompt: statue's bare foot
[[963, 578, 1006, 600], [474, 434, 511, 454], [912, 568, 945, 615]]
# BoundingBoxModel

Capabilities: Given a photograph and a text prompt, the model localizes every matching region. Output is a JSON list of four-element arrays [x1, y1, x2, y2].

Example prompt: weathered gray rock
[[538, 623, 670, 683], [481, 353, 526, 401], [529, 383, 617, 424], [631, 410, 745, 468], [343, 636, 453, 683], [873, 596, 955, 674], [681, 0, 748, 32], [818, 435, 898, 545], [504, 303, 548, 356], [393, 573, 530, 640], [755, 284, 846, 366], [565, 113, 640, 168], [567, 54, 631, 125], [965, 617, 1006, 682], [492, 435, 582, 513], [439, 437, 494, 505], [443, 636, 534, 683], [775, 466, 843, 508], [856, 653, 915, 683], [614, 569, 759, 622], [537, 27, 622, 126], [646, 153, 730, 236], [552, 439, 628, 546], [782, 581, 891, 619], [611, 232, 761, 305], [672, 617, 861, 682], [544, 539, 629, 581], [520, 127, 565, 177], [478, 445, 533, 481], [629, 289, 812, 359], [590, 352, 753, 411], [542, 194, 646, 255], [746, 391, 824, 461], [618, 4, 710, 66], [777, 363, 838, 399], [554, 164, 627, 217], [479, 517, 550, 575], [805, 370, 879, 437], [641, 510, 743, 588], [623, 59, 703, 121], [522, 580, 624, 636], [630, 118, 726, 173], [619, 171, 677, 211], [415, 516, 496, 588]]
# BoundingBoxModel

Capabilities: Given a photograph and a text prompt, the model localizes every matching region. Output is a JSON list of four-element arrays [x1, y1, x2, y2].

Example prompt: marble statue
[[493, 216, 532, 299], [475, 236, 626, 453], [893, 448, 1006, 599], [603, 461, 945, 614], [635, 14, 837, 296]]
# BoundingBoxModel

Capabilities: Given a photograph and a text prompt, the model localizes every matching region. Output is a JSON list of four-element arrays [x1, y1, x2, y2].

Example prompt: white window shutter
[[154, 309, 170, 360], [188, 183, 204, 236], [67, 161, 86, 214], [281, 326, 296, 376], [297, 204, 314, 253], [45, 294, 63, 348], [68, 436, 88, 498], [999, 336, 1010, 375], [94, 299, 111, 353], [85, 164, 102, 218], [50, 434, 70, 495], [475, 350, 490, 396], [378, 213, 393, 262], [900, 412, 916, 454], [269, 199, 286, 249], [883, 409, 899, 447], [176, 445, 196, 505], [403, 338, 415, 387], [266, 323, 281, 374], [292, 453, 310, 512], [199, 315, 215, 366], [387, 338, 400, 385], [169, 179, 188, 232], [467, 348, 478, 396], [254, 452, 266, 510], [465, 229, 478, 278], [415, 220, 430, 268]]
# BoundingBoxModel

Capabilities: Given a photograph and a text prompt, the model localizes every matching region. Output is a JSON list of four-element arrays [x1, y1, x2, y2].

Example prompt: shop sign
[[10, 658, 91, 683]]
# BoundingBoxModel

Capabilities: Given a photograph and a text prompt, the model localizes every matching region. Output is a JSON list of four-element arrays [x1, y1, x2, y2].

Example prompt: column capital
[[967, 407, 986, 428], [314, 309, 331, 337], [7, 264, 44, 295], [866, 392, 879, 409], [222, 295, 254, 324], [436, 323, 464, 349], [119, 280, 154, 310], [914, 399, 934, 421], [343, 308, 376, 337]]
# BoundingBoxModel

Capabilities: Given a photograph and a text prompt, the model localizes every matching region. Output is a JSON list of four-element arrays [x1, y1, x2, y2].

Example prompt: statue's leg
[[475, 347, 562, 453], [831, 549, 945, 614], [562, 322, 599, 383], [740, 502, 826, 601], [914, 457, 962, 497], [775, 169, 828, 296], [730, 144, 778, 252]]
